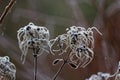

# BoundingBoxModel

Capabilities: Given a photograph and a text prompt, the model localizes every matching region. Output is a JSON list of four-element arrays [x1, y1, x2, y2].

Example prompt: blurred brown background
[[0, 0, 120, 80]]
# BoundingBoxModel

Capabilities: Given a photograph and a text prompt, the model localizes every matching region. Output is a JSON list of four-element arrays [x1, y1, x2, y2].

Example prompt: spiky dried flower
[[50, 26, 102, 69], [17, 22, 50, 64], [0, 56, 16, 80]]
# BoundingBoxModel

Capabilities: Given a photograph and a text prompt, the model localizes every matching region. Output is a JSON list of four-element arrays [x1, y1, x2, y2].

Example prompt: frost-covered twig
[[0, 56, 16, 80]]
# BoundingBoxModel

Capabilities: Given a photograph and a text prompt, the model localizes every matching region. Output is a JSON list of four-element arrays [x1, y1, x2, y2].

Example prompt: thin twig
[[34, 55, 37, 80], [52, 49, 72, 80], [0, 0, 16, 24], [52, 60, 66, 80]]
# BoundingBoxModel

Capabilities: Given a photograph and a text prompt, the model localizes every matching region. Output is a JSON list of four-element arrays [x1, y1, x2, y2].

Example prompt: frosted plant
[[50, 26, 102, 69], [17, 22, 50, 80], [51, 26, 102, 80], [17, 22, 50, 64], [67, 26, 102, 68], [0, 56, 16, 80]]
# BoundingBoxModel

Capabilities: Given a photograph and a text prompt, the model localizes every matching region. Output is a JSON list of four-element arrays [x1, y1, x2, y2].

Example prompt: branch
[[0, 0, 16, 24]]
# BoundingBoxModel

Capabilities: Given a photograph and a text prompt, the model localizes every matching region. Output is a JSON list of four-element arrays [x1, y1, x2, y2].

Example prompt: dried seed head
[[67, 26, 102, 68], [0, 56, 16, 80], [17, 22, 50, 64], [50, 26, 102, 68]]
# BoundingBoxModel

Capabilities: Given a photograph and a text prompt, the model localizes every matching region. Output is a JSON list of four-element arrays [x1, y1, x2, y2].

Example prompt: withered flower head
[[0, 56, 16, 80], [17, 22, 50, 64]]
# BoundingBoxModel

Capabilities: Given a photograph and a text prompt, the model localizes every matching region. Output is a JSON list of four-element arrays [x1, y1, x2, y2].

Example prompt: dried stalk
[[0, 0, 16, 24], [33, 48, 39, 80], [52, 49, 71, 80], [52, 60, 66, 80]]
